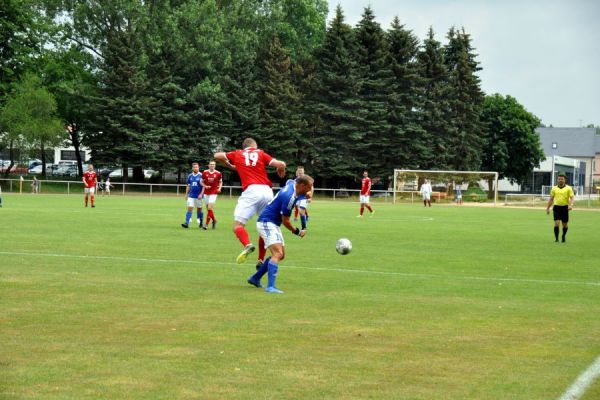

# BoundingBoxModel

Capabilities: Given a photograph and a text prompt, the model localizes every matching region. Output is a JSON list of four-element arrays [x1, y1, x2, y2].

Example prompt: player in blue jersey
[[181, 162, 205, 228], [246, 174, 314, 293]]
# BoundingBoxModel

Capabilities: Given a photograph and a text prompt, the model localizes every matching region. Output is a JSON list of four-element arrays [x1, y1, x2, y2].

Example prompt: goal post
[[392, 169, 499, 206]]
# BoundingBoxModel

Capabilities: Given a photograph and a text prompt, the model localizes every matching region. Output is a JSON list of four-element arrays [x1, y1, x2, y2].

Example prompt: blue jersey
[[258, 179, 302, 226], [187, 172, 203, 198]]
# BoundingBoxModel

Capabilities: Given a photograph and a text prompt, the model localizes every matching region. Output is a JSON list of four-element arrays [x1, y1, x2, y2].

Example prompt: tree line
[[0, 0, 543, 187]]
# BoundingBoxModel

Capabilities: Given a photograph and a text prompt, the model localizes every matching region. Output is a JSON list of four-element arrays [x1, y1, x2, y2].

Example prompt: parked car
[[55, 165, 79, 176], [28, 163, 54, 175]]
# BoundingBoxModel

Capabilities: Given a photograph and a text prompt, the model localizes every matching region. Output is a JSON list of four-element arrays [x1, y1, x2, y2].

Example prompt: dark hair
[[557, 172, 566, 178], [296, 174, 314, 185]]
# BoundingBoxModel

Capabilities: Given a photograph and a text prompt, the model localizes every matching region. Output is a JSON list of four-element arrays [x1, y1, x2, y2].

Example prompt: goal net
[[392, 169, 499, 205]]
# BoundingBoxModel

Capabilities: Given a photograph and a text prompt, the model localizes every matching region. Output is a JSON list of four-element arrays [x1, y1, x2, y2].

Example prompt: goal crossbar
[[393, 169, 499, 206]]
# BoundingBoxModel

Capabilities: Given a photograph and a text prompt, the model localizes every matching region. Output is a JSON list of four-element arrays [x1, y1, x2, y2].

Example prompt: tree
[[310, 5, 364, 184], [481, 94, 544, 193], [255, 33, 306, 167], [0, 74, 64, 177], [415, 27, 452, 170], [444, 27, 485, 170], [353, 6, 395, 180], [386, 16, 426, 170]]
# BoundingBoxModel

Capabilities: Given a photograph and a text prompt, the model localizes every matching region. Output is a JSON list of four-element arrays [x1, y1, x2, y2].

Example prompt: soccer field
[[1, 194, 599, 399]]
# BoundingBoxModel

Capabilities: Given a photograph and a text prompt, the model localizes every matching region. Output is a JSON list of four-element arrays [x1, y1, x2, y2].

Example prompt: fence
[[504, 193, 600, 209], [0, 178, 396, 202]]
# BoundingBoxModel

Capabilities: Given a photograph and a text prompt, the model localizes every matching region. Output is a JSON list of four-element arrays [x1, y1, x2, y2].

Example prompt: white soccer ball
[[336, 238, 352, 255]]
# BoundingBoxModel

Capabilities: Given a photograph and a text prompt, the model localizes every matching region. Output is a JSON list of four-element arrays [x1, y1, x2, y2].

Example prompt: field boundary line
[[558, 355, 600, 400], [2, 250, 599, 287]]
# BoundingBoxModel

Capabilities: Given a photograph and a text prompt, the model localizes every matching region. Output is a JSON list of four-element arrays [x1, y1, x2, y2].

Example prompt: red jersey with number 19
[[361, 177, 371, 195], [226, 147, 274, 190], [83, 171, 97, 188]]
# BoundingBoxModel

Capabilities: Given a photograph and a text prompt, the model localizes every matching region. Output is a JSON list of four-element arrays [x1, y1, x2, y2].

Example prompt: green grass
[[1, 194, 599, 399]]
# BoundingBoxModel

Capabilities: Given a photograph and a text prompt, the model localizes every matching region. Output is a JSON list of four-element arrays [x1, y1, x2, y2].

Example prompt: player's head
[[192, 162, 199, 173], [208, 161, 216, 171], [295, 174, 314, 195], [87, 164, 94, 171], [557, 172, 566, 186], [296, 166, 305, 177], [363, 170, 368, 177], [242, 138, 257, 149]]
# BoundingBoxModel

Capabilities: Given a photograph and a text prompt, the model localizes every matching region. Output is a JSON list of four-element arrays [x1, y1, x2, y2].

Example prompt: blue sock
[[267, 260, 279, 288], [250, 256, 270, 282], [197, 210, 203, 223], [185, 211, 192, 224], [300, 215, 307, 230]]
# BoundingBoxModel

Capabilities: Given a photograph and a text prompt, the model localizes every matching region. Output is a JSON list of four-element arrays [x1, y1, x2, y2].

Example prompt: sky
[[327, 0, 600, 127]]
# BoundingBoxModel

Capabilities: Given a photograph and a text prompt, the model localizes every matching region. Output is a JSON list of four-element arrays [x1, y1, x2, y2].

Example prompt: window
[[61, 150, 86, 161]]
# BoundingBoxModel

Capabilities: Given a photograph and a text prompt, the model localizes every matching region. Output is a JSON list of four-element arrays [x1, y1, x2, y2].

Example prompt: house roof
[[536, 127, 600, 157]]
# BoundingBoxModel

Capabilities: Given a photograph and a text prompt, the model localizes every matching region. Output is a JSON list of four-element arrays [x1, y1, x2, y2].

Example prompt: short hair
[[557, 172, 566, 178], [296, 166, 304, 171], [296, 174, 314, 186], [242, 138, 257, 148], [192, 162, 199, 166]]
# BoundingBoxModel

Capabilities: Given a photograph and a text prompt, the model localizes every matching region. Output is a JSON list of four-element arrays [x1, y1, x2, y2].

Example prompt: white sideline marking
[[1, 251, 599, 287], [558, 355, 600, 400]]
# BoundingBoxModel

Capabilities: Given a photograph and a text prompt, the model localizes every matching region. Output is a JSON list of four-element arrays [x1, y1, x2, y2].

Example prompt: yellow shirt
[[550, 184, 574, 206]]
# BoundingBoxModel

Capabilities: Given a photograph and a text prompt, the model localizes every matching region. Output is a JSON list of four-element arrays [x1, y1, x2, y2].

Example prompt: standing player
[[546, 172, 575, 242], [357, 170, 374, 217], [181, 162, 204, 229], [201, 161, 223, 230], [420, 179, 432, 207], [293, 166, 311, 230], [214, 138, 286, 264], [247, 175, 314, 293], [83, 164, 97, 208]]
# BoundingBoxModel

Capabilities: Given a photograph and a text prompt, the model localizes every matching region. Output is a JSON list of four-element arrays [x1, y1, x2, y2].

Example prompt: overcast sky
[[327, 0, 600, 127]]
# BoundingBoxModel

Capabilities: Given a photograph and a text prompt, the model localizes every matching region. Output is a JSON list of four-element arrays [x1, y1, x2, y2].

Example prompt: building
[[53, 146, 91, 164]]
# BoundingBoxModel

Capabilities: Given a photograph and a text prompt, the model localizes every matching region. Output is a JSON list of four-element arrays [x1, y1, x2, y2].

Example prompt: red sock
[[205, 212, 211, 225], [91, 195, 95, 206], [258, 236, 267, 261], [360, 205, 364, 216], [234, 225, 251, 247], [366, 205, 372, 212], [85, 196, 88, 206], [209, 210, 216, 222]]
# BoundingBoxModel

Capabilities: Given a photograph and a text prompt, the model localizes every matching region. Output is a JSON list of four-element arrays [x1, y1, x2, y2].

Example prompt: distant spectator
[[456, 186, 462, 205], [104, 177, 113, 197], [31, 177, 39, 194], [420, 179, 432, 207]]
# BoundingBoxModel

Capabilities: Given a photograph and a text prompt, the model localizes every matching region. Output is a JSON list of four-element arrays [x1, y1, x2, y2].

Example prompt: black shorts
[[553, 205, 569, 223]]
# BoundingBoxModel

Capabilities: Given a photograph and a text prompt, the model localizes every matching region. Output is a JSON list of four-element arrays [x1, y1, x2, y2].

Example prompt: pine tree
[[386, 16, 426, 170], [255, 33, 305, 166], [354, 6, 395, 179], [416, 27, 453, 170], [444, 27, 485, 170], [310, 5, 364, 184]]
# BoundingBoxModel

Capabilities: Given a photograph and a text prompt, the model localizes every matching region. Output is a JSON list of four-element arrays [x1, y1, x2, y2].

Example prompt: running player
[[214, 138, 286, 264], [181, 162, 204, 229], [201, 161, 223, 230], [83, 164, 97, 208], [246, 175, 314, 293]]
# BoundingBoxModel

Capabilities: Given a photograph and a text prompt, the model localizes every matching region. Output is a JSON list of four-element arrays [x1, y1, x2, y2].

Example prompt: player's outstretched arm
[[214, 152, 236, 171], [269, 159, 286, 178]]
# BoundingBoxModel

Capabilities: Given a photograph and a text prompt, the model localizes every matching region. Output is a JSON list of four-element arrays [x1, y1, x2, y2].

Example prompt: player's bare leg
[[85, 194, 89, 207]]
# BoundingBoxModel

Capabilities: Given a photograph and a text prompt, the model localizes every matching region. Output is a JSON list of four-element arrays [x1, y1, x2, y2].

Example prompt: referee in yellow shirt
[[546, 172, 575, 242]]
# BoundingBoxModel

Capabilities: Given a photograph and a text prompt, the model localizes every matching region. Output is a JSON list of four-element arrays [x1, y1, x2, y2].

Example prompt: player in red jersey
[[214, 138, 286, 264], [357, 170, 374, 217], [200, 161, 223, 230], [83, 163, 98, 208]]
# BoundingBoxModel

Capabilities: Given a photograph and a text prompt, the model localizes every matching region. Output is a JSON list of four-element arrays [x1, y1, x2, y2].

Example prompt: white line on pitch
[[558, 355, 600, 400], [1, 251, 599, 287]]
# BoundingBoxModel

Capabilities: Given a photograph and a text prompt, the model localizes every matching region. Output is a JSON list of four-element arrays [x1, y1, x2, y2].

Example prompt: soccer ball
[[336, 238, 352, 255]]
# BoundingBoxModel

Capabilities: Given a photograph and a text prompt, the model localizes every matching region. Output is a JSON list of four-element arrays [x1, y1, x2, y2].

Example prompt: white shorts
[[422, 193, 431, 201], [256, 221, 285, 248], [234, 184, 274, 224], [296, 199, 308, 209], [360, 195, 370, 204], [203, 194, 218, 204], [85, 187, 95, 194], [187, 197, 203, 208]]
